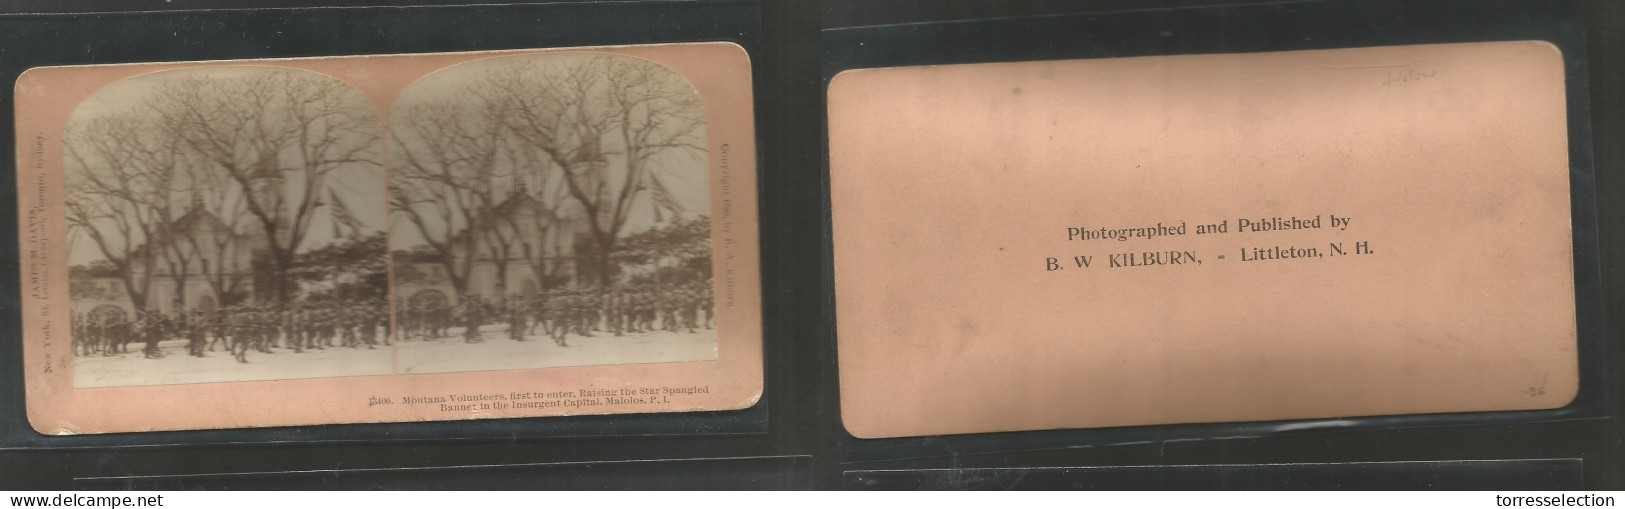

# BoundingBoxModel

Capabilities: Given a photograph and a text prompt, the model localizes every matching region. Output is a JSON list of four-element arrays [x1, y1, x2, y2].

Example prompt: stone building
[[72, 163, 293, 319], [393, 185, 582, 310], [72, 197, 262, 319]]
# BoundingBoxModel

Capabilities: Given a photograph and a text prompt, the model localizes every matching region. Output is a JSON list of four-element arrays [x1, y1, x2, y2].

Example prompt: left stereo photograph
[[15, 41, 763, 434]]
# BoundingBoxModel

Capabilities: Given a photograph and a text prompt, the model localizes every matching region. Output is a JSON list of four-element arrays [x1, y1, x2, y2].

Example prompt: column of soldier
[[69, 298, 392, 364], [398, 281, 716, 347]]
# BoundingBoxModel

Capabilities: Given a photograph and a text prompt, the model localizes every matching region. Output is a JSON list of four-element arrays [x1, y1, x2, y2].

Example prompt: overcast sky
[[66, 65, 386, 266], [386, 51, 711, 251]]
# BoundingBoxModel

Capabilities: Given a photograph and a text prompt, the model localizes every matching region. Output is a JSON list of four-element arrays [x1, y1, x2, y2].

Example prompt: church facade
[[71, 164, 291, 319], [394, 186, 584, 311], [72, 200, 267, 318]]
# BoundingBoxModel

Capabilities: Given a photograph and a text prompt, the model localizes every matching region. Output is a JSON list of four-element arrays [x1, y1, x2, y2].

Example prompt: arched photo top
[[386, 51, 718, 376], [62, 64, 392, 389], [64, 64, 385, 259], [387, 51, 711, 281]]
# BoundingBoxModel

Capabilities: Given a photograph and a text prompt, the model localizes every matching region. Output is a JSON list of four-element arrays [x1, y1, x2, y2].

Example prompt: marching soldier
[[186, 309, 207, 357], [507, 295, 527, 342], [700, 287, 715, 329], [107, 314, 129, 356], [462, 294, 486, 343], [255, 306, 275, 354], [575, 292, 595, 338], [138, 310, 162, 359], [285, 306, 303, 353], [340, 306, 359, 348], [377, 299, 392, 346], [635, 290, 650, 332], [680, 291, 700, 333], [603, 289, 622, 337], [656, 293, 676, 332], [361, 304, 380, 349], [228, 306, 252, 363], [585, 291, 602, 334], [527, 291, 549, 337], [547, 292, 570, 346]]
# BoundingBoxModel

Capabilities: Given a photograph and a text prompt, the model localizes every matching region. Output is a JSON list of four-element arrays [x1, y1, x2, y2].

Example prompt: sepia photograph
[[63, 66, 391, 388], [19, 43, 761, 433], [387, 52, 717, 374]]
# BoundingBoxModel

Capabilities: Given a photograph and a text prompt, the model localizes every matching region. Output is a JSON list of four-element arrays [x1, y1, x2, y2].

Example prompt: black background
[[0, 0, 1621, 490]]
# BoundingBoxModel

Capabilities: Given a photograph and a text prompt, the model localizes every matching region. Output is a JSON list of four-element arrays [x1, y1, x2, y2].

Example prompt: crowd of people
[[70, 281, 715, 363], [397, 281, 715, 346], [70, 298, 391, 363]]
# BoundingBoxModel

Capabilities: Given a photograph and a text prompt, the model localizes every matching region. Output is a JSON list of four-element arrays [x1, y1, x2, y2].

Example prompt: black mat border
[[75, 455, 814, 490], [843, 458, 1584, 490]]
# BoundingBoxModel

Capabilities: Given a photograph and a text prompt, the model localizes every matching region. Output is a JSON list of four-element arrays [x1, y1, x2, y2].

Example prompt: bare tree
[[472, 152, 522, 296], [180, 160, 251, 308], [393, 82, 593, 298], [503, 141, 573, 292], [482, 55, 706, 288], [158, 69, 380, 305], [389, 98, 506, 297], [64, 113, 178, 310], [140, 121, 210, 313]]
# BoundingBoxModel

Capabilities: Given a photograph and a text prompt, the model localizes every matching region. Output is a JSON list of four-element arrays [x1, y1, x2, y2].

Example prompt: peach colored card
[[18, 42, 761, 434], [828, 41, 1577, 438]]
